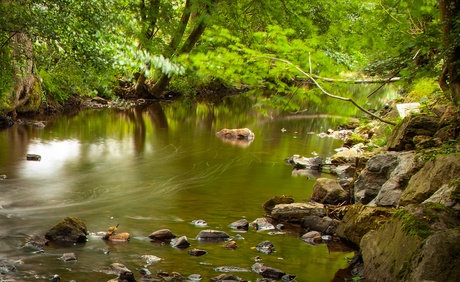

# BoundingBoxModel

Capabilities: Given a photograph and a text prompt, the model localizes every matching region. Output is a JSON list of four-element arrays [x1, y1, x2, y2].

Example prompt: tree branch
[[260, 56, 397, 126]]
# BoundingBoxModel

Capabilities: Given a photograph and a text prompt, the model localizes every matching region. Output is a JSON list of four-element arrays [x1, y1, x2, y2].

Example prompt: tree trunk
[[439, 0, 460, 105], [149, 2, 214, 97], [1, 31, 36, 112]]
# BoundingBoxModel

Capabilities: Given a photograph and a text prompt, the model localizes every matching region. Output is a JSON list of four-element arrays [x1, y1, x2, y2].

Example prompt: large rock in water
[[45, 217, 88, 243], [399, 154, 460, 206], [336, 204, 394, 246], [271, 203, 326, 222], [311, 178, 349, 205], [360, 204, 460, 282], [215, 128, 255, 140], [386, 115, 440, 151]]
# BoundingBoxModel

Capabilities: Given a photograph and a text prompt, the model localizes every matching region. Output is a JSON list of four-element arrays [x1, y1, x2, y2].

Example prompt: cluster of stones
[[281, 103, 460, 281]]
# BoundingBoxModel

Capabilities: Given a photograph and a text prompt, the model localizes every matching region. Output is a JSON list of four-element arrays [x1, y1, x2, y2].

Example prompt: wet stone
[[256, 241, 275, 254], [24, 235, 49, 250], [171, 236, 191, 248], [192, 219, 207, 226], [229, 219, 249, 230], [60, 253, 77, 262], [213, 266, 251, 273], [148, 229, 176, 241], [252, 263, 286, 280], [188, 274, 202, 281], [224, 241, 238, 250], [195, 230, 231, 241], [188, 249, 208, 257], [0, 260, 17, 273]]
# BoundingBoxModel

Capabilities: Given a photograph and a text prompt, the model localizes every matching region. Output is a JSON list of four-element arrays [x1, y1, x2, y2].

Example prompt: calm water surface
[[0, 91, 393, 281]]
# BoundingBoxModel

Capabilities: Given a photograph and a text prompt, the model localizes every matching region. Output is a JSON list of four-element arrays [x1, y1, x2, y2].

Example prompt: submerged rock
[[45, 216, 88, 243]]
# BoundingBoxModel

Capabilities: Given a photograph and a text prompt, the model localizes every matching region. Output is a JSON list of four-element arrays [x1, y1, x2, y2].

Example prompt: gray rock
[[0, 260, 17, 273], [249, 218, 275, 231], [423, 183, 460, 212], [195, 230, 231, 241], [400, 155, 460, 206], [331, 164, 356, 179], [262, 196, 295, 211], [387, 115, 440, 151], [301, 216, 338, 235], [400, 229, 460, 282], [369, 151, 424, 207], [59, 253, 77, 261], [271, 203, 326, 222], [45, 217, 88, 243], [285, 155, 323, 169], [213, 266, 251, 273], [211, 274, 240, 281], [24, 235, 49, 250], [228, 219, 249, 230], [311, 178, 349, 205], [170, 236, 191, 248], [148, 229, 176, 240], [256, 240, 275, 254], [251, 263, 286, 279], [109, 263, 132, 275]]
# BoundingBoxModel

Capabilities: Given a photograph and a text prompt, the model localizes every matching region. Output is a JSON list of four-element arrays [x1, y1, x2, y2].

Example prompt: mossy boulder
[[360, 203, 460, 282], [336, 204, 394, 246], [45, 217, 88, 243], [399, 155, 460, 206]]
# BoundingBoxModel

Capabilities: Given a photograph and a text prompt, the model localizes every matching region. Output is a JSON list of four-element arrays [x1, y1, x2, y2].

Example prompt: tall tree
[[439, 0, 460, 105]]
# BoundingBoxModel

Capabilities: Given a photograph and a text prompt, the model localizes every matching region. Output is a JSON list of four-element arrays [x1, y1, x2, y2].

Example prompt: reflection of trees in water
[[0, 125, 41, 176], [114, 102, 169, 154]]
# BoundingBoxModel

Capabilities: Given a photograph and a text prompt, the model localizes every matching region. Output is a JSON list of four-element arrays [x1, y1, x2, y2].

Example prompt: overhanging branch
[[260, 56, 397, 126]]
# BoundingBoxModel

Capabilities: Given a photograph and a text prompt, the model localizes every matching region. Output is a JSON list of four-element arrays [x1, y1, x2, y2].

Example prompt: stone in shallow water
[[171, 236, 191, 248], [252, 263, 286, 279], [60, 253, 77, 262], [188, 248, 208, 257], [195, 230, 231, 241], [256, 240, 275, 254], [213, 266, 251, 273], [148, 229, 176, 240], [228, 219, 249, 230], [45, 217, 88, 243]]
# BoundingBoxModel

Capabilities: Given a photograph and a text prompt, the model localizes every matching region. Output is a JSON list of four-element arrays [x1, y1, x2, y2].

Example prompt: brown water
[[0, 91, 392, 281]]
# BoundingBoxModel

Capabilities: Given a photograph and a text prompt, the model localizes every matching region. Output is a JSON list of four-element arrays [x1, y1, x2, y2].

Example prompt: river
[[0, 86, 396, 281]]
